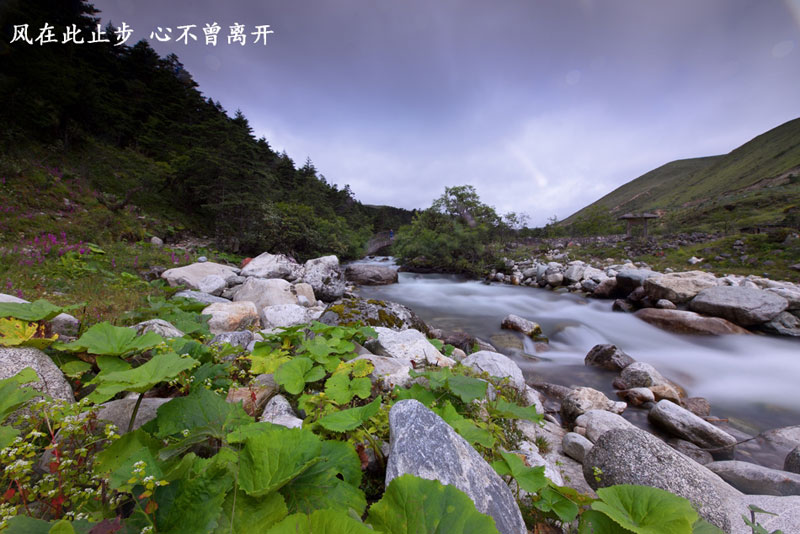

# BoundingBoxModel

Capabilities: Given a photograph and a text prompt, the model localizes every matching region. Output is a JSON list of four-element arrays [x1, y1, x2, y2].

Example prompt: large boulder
[[303, 255, 345, 301], [351, 354, 413, 390], [760, 311, 800, 337], [583, 427, 741, 531], [563, 261, 587, 284], [618, 362, 666, 388], [643, 271, 719, 304], [318, 297, 429, 334], [259, 394, 302, 428], [634, 308, 752, 335], [233, 278, 298, 324], [500, 314, 543, 338], [706, 461, 800, 496], [648, 399, 737, 454], [344, 264, 398, 285], [560, 387, 626, 425], [386, 400, 527, 534], [202, 301, 260, 334], [584, 344, 635, 371], [785, 446, 800, 474], [562, 432, 594, 463], [462, 350, 526, 391], [130, 319, 185, 339], [172, 290, 230, 305], [261, 304, 323, 329], [97, 397, 171, 433], [240, 252, 304, 281], [573, 410, 636, 443], [689, 286, 788, 326], [161, 262, 239, 290], [0, 347, 74, 403], [367, 327, 454, 367], [615, 268, 659, 296]]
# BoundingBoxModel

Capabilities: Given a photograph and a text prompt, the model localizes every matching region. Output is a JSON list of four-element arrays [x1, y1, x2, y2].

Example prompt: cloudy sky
[[92, 0, 800, 226]]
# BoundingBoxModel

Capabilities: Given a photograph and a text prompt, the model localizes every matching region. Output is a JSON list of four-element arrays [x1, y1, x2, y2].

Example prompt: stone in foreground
[[706, 461, 800, 496], [648, 399, 737, 455], [689, 286, 788, 326], [462, 350, 526, 391], [0, 347, 74, 403], [386, 400, 526, 534]]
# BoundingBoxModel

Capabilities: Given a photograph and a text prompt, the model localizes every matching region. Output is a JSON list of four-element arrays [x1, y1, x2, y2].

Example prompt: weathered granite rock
[[173, 290, 230, 305], [227, 385, 275, 417], [764, 287, 800, 310], [344, 264, 398, 285], [369, 327, 454, 367], [616, 387, 655, 407], [233, 277, 298, 314], [96, 397, 171, 433], [649, 383, 682, 404], [202, 301, 260, 334], [259, 394, 302, 428], [785, 446, 800, 474], [690, 286, 788, 326], [616, 268, 659, 296], [591, 278, 617, 298], [760, 311, 800, 337], [196, 274, 227, 296], [707, 461, 800, 496], [240, 252, 304, 281], [655, 298, 677, 309], [161, 262, 239, 290], [648, 399, 737, 454], [517, 441, 563, 486], [563, 261, 587, 284], [619, 362, 666, 388], [210, 330, 255, 349], [683, 397, 712, 418], [386, 400, 527, 534], [583, 427, 741, 531], [501, 314, 543, 337], [303, 255, 345, 301], [131, 318, 184, 339], [667, 438, 714, 465], [0, 347, 73, 403], [261, 303, 313, 329], [462, 350, 526, 390], [319, 297, 429, 334], [634, 308, 751, 335], [573, 410, 636, 442], [292, 282, 316, 305], [584, 344, 634, 371], [731, 494, 800, 534], [560, 387, 626, 425], [643, 271, 719, 304], [351, 354, 412, 390], [562, 432, 593, 463]]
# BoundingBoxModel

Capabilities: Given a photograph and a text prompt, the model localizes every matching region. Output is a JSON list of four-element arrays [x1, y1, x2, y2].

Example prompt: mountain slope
[[564, 118, 800, 231]]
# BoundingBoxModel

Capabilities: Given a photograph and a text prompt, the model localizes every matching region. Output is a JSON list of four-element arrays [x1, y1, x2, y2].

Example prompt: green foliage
[[56, 322, 165, 357], [366, 474, 501, 534], [87, 351, 198, 403], [266, 509, 375, 534], [0, 368, 41, 448], [275, 357, 327, 395], [0, 300, 80, 322], [0, 317, 58, 349], [585, 485, 704, 534], [317, 397, 382, 433], [743, 504, 783, 534]]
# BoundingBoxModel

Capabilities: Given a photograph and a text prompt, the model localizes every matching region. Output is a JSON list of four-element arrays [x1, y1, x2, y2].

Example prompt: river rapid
[[355, 259, 800, 436]]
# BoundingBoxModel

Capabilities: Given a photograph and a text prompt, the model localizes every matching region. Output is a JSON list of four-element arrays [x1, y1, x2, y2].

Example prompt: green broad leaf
[[214, 488, 288, 534], [324, 372, 372, 405], [446, 373, 488, 403], [748, 504, 779, 517], [266, 509, 375, 534], [169, 338, 216, 365], [237, 424, 323, 497], [3, 517, 92, 534], [349, 358, 374, 378], [0, 299, 80, 322], [249, 346, 292, 374], [88, 351, 198, 403], [393, 383, 437, 406], [492, 398, 543, 423], [0, 317, 58, 348], [154, 387, 251, 440], [592, 484, 699, 534], [94, 429, 167, 491], [491, 451, 548, 494], [47, 520, 75, 534], [534, 486, 580, 523], [0, 426, 21, 450], [434, 402, 495, 449], [275, 357, 326, 395], [59, 360, 92, 379], [317, 397, 382, 433], [155, 450, 236, 534], [428, 338, 444, 351], [56, 322, 164, 356], [692, 519, 725, 534], [0, 367, 40, 423], [282, 440, 366, 515], [578, 509, 627, 534], [367, 473, 501, 534], [189, 362, 232, 391], [96, 354, 132, 373], [159, 308, 211, 337]]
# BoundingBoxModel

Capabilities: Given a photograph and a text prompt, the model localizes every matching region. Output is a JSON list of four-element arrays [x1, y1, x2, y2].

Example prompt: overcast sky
[[92, 0, 800, 226]]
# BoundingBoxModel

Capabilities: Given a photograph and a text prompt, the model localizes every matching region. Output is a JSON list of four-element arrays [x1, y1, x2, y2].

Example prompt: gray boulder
[[97, 397, 171, 433], [732, 495, 800, 534], [173, 290, 230, 305], [351, 354, 412, 390], [619, 361, 666, 388], [303, 255, 345, 301], [368, 327, 454, 367], [584, 344, 635, 371], [0, 347, 73, 403], [616, 268, 659, 296], [261, 303, 314, 329], [462, 350, 526, 391], [318, 297, 429, 334], [344, 264, 398, 285], [196, 274, 227, 296], [500, 314, 543, 337], [667, 438, 714, 465], [643, 271, 718, 304], [648, 399, 737, 454], [786, 446, 800, 474], [386, 400, 527, 534], [563, 261, 587, 284], [210, 330, 255, 349], [616, 387, 655, 407], [241, 252, 304, 281], [202, 301, 260, 334], [634, 308, 752, 335], [707, 461, 800, 496], [560, 387, 626, 425], [131, 318, 184, 338], [233, 277, 298, 313], [259, 394, 302, 428], [161, 262, 239, 290], [562, 432, 593, 463], [583, 427, 741, 531], [760, 311, 800, 337], [573, 410, 636, 443], [690, 286, 788, 326]]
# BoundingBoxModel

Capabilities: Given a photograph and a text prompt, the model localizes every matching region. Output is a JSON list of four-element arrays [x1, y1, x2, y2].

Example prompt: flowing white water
[[357, 265, 800, 433]]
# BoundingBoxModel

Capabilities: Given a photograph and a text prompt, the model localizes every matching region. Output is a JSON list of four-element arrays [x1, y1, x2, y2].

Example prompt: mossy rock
[[319, 297, 429, 335]]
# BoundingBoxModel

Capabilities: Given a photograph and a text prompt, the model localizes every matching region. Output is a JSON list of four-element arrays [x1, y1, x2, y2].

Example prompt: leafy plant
[[743, 504, 783, 534], [56, 322, 164, 357], [0, 368, 42, 448]]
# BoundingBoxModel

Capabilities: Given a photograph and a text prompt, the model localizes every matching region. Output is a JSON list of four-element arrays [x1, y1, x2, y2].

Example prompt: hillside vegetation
[[564, 118, 800, 234]]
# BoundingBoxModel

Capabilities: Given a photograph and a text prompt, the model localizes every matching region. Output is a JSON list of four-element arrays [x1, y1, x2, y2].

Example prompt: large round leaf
[[591, 484, 699, 534], [266, 509, 375, 534]]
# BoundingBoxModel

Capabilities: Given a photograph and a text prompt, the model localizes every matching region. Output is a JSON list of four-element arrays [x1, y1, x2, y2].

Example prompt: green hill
[[564, 118, 800, 233]]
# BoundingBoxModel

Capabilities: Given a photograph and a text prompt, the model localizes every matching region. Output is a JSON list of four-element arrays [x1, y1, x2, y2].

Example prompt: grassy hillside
[[564, 118, 800, 233]]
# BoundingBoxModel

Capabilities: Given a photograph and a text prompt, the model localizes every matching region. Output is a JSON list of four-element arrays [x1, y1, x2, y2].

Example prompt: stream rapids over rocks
[[354, 257, 800, 465]]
